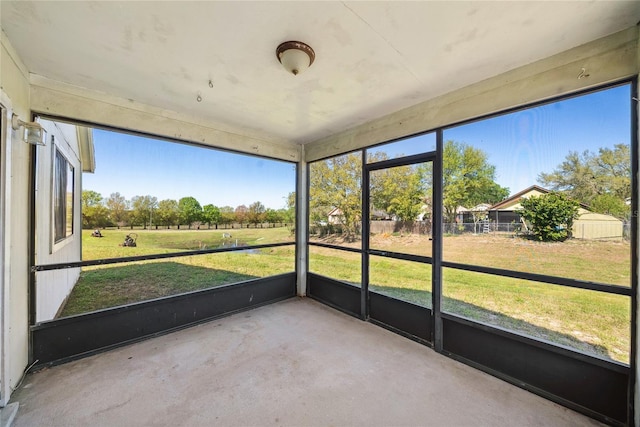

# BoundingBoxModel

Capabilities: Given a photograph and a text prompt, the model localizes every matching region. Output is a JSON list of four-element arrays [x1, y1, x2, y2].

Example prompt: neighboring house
[[488, 185, 550, 225], [327, 207, 344, 225], [487, 185, 624, 240], [416, 204, 431, 222], [372, 209, 392, 220], [457, 203, 492, 224], [35, 119, 94, 322]]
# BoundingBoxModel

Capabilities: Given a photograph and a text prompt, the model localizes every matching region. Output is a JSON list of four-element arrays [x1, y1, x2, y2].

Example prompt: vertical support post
[[433, 130, 444, 352], [361, 149, 369, 320], [0, 105, 6, 406], [630, 76, 638, 426], [28, 131, 36, 360], [296, 146, 308, 297]]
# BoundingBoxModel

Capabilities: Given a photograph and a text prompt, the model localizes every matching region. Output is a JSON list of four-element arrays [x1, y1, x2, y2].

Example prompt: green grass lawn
[[60, 228, 295, 317], [82, 227, 294, 260], [62, 228, 631, 364], [441, 268, 629, 364], [309, 235, 631, 364]]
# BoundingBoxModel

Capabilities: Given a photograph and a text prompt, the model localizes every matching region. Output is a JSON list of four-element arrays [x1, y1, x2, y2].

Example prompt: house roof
[[489, 185, 549, 211], [77, 126, 95, 173], [489, 185, 590, 211]]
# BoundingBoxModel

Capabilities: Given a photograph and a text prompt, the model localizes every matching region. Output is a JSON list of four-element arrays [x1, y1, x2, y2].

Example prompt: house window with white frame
[[53, 146, 74, 243]]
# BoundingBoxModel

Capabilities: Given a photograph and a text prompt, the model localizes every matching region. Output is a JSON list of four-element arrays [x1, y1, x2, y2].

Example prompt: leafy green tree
[[443, 140, 509, 224], [284, 191, 296, 224], [156, 199, 179, 228], [539, 144, 630, 219], [105, 192, 128, 228], [264, 208, 280, 226], [309, 153, 362, 239], [202, 204, 221, 229], [589, 193, 629, 219], [219, 206, 235, 227], [82, 190, 102, 207], [519, 192, 579, 242], [82, 190, 110, 228], [371, 164, 428, 224], [131, 195, 158, 228], [247, 201, 266, 227], [178, 197, 202, 229]]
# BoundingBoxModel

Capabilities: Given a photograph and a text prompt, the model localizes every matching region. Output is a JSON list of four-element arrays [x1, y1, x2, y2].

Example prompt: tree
[[539, 144, 630, 219], [590, 193, 629, 219], [131, 195, 158, 228], [371, 164, 428, 224], [178, 197, 202, 229], [309, 153, 362, 239], [234, 205, 248, 227], [283, 191, 296, 224], [442, 140, 509, 224], [519, 192, 579, 242], [105, 192, 129, 228], [156, 199, 179, 228], [202, 204, 221, 229], [247, 201, 266, 227], [82, 190, 110, 228], [264, 208, 281, 226], [469, 207, 489, 234], [219, 206, 235, 227]]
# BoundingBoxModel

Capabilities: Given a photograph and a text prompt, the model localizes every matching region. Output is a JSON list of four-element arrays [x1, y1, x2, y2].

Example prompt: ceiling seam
[[340, 2, 421, 83]]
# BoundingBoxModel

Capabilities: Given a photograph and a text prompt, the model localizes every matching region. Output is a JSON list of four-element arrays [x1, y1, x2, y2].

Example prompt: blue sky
[[443, 83, 632, 194], [83, 131, 296, 209], [84, 83, 631, 205]]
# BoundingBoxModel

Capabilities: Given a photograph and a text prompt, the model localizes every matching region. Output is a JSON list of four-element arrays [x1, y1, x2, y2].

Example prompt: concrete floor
[[10, 297, 602, 427]]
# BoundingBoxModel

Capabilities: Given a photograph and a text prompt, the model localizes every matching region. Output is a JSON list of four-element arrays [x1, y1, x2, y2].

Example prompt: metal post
[[296, 146, 308, 297], [433, 130, 444, 351], [361, 150, 369, 320], [629, 77, 638, 426]]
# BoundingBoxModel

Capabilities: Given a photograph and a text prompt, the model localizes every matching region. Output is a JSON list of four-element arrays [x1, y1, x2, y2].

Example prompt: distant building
[[457, 203, 492, 224], [327, 207, 344, 225], [487, 185, 623, 240]]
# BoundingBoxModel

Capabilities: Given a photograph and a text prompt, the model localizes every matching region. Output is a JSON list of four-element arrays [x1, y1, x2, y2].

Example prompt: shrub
[[519, 192, 579, 242]]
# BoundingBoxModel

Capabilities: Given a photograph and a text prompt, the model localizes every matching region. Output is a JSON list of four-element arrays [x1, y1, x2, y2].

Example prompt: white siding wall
[[0, 32, 31, 406], [34, 120, 82, 322]]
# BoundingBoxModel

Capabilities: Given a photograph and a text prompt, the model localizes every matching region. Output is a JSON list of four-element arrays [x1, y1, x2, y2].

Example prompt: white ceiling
[[2, 1, 640, 144]]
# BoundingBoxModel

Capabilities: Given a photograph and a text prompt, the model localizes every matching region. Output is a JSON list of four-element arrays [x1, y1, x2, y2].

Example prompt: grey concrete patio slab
[[10, 297, 602, 426]]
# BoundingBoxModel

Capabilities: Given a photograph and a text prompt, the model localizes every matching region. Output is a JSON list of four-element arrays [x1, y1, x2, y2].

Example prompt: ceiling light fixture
[[11, 114, 46, 146], [276, 41, 315, 76]]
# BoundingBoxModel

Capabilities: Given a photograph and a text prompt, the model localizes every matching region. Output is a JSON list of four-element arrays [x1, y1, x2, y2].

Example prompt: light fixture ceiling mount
[[276, 41, 315, 76]]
